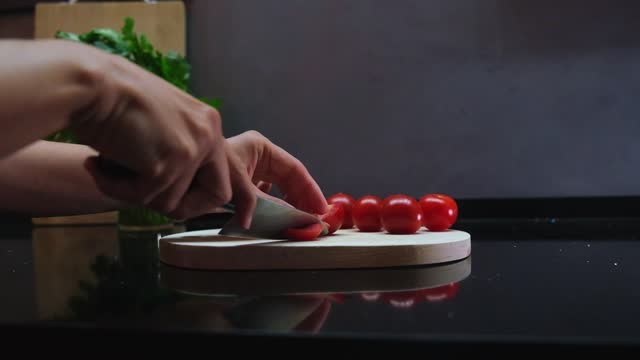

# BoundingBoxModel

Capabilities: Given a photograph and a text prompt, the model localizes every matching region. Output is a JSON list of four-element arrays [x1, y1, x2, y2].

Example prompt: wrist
[[54, 40, 125, 140]]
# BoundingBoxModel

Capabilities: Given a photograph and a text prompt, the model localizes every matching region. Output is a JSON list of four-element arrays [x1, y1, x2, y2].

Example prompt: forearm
[[0, 39, 106, 158], [0, 140, 124, 216]]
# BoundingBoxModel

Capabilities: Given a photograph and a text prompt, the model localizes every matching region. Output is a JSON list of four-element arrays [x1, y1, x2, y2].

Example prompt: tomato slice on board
[[419, 194, 458, 231], [353, 195, 383, 232], [320, 204, 344, 235], [327, 193, 356, 228], [283, 222, 325, 241], [381, 194, 422, 234]]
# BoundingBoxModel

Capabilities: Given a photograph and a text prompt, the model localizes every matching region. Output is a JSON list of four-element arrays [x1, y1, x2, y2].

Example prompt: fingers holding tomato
[[327, 193, 355, 229], [320, 203, 345, 235]]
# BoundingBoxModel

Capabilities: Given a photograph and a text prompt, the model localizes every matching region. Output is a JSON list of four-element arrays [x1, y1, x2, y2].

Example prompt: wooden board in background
[[34, 1, 185, 54], [31, 1, 185, 225]]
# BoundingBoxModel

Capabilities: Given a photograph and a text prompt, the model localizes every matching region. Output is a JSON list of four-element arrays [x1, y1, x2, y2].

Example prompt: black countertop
[[2, 215, 640, 353]]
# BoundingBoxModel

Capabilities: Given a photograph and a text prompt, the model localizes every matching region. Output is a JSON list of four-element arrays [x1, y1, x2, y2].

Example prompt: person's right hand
[[71, 43, 256, 227]]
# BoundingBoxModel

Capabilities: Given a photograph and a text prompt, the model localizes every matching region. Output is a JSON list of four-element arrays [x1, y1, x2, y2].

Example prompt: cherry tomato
[[419, 194, 458, 231], [320, 204, 344, 235], [283, 222, 324, 241], [381, 195, 422, 234], [352, 195, 383, 232], [327, 193, 355, 228]]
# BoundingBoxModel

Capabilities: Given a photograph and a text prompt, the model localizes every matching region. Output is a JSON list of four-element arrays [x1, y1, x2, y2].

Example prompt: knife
[[219, 196, 327, 239], [95, 155, 327, 238]]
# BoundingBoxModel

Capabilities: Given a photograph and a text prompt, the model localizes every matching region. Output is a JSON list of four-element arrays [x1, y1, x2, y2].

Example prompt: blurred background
[[3, 0, 640, 201]]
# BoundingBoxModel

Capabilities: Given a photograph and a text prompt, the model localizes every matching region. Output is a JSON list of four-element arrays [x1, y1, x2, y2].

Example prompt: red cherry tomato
[[327, 193, 355, 228], [419, 194, 458, 231], [320, 204, 344, 234], [352, 195, 383, 232], [381, 195, 422, 234], [283, 222, 324, 241]]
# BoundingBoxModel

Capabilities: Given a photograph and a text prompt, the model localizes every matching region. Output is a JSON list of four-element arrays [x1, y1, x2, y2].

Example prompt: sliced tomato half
[[283, 222, 325, 241], [320, 204, 345, 235]]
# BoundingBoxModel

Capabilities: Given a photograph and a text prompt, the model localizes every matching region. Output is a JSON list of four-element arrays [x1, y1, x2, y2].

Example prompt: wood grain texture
[[34, 1, 186, 55], [32, 212, 118, 225], [159, 228, 471, 270]]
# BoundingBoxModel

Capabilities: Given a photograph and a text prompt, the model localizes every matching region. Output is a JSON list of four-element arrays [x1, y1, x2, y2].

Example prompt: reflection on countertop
[[22, 224, 468, 334]]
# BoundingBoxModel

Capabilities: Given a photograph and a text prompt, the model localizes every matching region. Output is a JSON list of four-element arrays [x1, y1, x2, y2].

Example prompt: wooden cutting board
[[159, 228, 471, 270], [31, 1, 185, 225]]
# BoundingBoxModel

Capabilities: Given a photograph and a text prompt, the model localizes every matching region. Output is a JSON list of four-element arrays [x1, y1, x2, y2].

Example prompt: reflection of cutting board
[[159, 229, 471, 270], [160, 256, 471, 296], [31, 1, 186, 225]]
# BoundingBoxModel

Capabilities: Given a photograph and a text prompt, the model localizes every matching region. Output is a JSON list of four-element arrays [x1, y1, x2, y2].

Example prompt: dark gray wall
[[188, 0, 640, 200]]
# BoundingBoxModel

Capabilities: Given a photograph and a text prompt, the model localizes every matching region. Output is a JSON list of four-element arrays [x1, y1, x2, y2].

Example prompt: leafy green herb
[[56, 17, 192, 92], [49, 17, 221, 144]]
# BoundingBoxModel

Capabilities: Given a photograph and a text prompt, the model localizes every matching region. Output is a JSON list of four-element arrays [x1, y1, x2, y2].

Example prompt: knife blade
[[219, 196, 328, 239]]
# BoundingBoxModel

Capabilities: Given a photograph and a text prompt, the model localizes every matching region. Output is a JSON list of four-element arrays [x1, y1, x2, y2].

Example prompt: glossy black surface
[[2, 216, 640, 349]]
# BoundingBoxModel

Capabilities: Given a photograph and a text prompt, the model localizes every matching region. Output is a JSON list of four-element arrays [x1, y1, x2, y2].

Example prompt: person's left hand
[[226, 131, 328, 215]]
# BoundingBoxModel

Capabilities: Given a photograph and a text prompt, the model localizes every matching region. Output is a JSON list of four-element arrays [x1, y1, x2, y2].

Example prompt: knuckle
[[201, 105, 222, 131], [193, 106, 222, 149], [211, 185, 233, 206], [177, 140, 199, 162], [146, 161, 165, 178], [244, 130, 265, 142]]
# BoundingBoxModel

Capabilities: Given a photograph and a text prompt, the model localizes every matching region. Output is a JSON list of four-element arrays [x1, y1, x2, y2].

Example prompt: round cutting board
[[159, 228, 471, 270]]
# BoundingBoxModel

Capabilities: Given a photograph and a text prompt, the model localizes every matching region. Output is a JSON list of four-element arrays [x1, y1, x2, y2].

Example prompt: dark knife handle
[[95, 155, 236, 212], [95, 155, 138, 179]]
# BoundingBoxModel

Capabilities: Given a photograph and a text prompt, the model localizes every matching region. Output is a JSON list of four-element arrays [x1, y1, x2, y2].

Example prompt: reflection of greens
[[63, 255, 183, 321], [50, 17, 221, 143], [60, 232, 186, 321]]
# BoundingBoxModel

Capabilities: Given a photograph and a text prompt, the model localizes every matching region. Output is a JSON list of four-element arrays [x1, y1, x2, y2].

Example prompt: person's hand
[[226, 131, 328, 215], [70, 46, 256, 226]]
